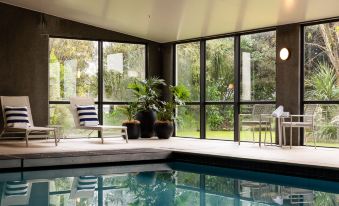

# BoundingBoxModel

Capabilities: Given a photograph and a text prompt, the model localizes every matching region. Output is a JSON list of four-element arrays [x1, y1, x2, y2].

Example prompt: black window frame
[[301, 19, 339, 147], [48, 37, 147, 136], [173, 29, 277, 142]]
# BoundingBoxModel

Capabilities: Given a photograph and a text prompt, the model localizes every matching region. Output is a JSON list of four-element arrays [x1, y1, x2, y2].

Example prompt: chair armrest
[[239, 114, 251, 116], [290, 114, 314, 117]]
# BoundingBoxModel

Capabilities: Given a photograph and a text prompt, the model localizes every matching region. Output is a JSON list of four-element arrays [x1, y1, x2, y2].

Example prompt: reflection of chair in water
[[69, 176, 98, 202], [239, 180, 276, 204], [1, 181, 32, 206], [272, 186, 314, 205], [239, 104, 275, 146]]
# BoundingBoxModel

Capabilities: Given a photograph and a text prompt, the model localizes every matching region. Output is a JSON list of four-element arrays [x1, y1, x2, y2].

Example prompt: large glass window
[[49, 38, 98, 101], [175, 42, 200, 138], [49, 38, 146, 137], [239, 31, 276, 143], [103, 42, 145, 102], [304, 21, 339, 147], [206, 37, 235, 140], [240, 31, 276, 101], [206, 38, 234, 102], [175, 31, 276, 141]]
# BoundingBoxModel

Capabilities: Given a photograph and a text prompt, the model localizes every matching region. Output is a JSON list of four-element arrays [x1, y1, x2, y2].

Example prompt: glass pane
[[49, 38, 98, 101], [49, 104, 98, 138], [240, 31, 276, 101], [304, 104, 339, 148], [304, 22, 339, 101], [239, 104, 276, 143], [103, 174, 129, 187], [102, 104, 127, 137], [206, 37, 234, 102], [205, 175, 235, 195], [176, 42, 200, 102], [103, 104, 126, 126], [206, 105, 234, 140], [103, 42, 145, 102], [206, 194, 235, 206], [175, 189, 200, 205], [176, 171, 200, 188], [176, 105, 200, 138], [49, 177, 73, 192]]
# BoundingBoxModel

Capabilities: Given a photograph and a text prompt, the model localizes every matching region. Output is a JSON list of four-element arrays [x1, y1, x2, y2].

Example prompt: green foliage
[[157, 85, 190, 122], [120, 102, 139, 121], [128, 77, 166, 111], [305, 62, 339, 100], [316, 123, 338, 140], [314, 192, 338, 206]]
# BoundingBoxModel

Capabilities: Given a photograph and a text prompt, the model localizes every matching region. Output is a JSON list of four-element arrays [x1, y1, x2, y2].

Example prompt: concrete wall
[[276, 24, 301, 145], [0, 3, 161, 128]]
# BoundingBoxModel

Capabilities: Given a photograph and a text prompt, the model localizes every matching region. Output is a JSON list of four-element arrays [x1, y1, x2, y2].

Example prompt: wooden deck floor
[[0, 137, 338, 170]]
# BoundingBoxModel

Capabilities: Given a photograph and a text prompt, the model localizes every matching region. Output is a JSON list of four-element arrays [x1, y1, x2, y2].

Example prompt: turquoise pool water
[[0, 162, 338, 206]]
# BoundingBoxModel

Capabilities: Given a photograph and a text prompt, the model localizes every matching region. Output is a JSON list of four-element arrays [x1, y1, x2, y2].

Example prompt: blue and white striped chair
[[0, 96, 58, 147], [1, 181, 32, 206], [69, 97, 128, 143], [69, 176, 98, 200]]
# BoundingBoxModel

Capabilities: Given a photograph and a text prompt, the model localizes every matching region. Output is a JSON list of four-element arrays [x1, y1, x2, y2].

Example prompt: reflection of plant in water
[[127, 172, 176, 206], [54, 177, 72, 191], [205, 176, 235, 195], [314, 192, 338, 206]]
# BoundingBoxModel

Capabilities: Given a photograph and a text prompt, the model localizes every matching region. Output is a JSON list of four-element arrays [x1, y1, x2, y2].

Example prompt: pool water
[[0, 162, 338, 206]]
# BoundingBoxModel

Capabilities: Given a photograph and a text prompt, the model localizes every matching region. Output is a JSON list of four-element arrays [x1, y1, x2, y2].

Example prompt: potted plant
[[128, 77, 166, 138], [155, 85, 190, 139], [121, 102, 140, 139]]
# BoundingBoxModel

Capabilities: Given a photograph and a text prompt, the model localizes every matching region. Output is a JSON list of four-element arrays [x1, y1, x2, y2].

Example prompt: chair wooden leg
[[264, 124, 267, 146], [312, 129, 316, 149], [238, 118, 241, 145], [259, 124, 262, 147], [124, 129, 128, 143], [269, 124, 273, 145], [25, 130, 30, 147], [290, 126, 292, 149], [252, 127, 255, 143], [54, 130, 58, 146], [99, 130, 104, 144], [282, 126, 286, 146]]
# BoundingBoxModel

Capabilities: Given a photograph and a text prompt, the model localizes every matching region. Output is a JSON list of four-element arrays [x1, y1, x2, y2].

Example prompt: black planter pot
[[136, 110, 156, 138], [154, 121, 174, 139], [122, 122, 140, 139]]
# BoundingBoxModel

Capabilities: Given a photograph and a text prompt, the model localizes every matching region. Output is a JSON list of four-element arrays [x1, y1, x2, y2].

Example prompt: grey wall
[[276, 24, 301, 145], [0, 2, 161, 128]]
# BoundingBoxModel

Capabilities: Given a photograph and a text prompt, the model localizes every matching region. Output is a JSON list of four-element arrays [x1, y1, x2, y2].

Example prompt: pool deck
[[0, 137, 338, 180]]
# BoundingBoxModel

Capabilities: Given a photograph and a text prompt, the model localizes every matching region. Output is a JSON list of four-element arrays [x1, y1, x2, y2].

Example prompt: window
[[175, 42, 200, 138], [206, 37, 234, 140], [103, 42, 145, 102], [174, 31, 276, 141], [102, 42, 146, 135], [240, 31, 276, 101], [303, 21, 339, 147], [239, 31, 276, 143], [49, 38, 98, 137], [49, 38, 146, 137]]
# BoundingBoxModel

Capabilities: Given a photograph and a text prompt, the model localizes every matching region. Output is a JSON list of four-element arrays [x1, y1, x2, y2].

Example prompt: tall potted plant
[[121, 102, 140, 139], [128, 77, 166, 138], [155, 85, 190, 139]]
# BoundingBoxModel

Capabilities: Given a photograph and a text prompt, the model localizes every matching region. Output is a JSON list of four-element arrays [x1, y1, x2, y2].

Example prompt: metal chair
[[281, 104, 319, 148], [239, 104, 275, 146]]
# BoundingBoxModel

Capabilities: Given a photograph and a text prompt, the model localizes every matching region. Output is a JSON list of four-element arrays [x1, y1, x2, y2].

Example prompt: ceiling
[[1, 0, 338, 43]]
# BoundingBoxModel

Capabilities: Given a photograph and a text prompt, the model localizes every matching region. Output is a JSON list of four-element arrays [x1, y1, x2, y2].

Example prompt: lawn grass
[[176, 130, 339, 148]]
